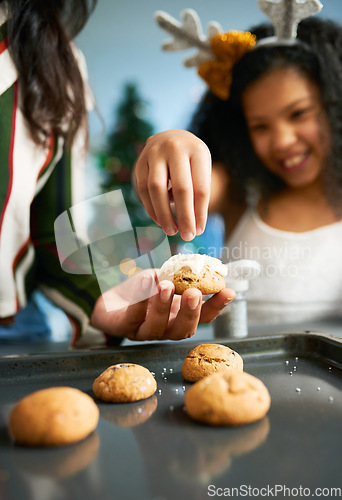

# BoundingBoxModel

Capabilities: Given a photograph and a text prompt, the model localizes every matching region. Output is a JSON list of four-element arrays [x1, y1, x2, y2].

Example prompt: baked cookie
[[159, 253, 227, 295], [8, 387, 99, 447], [185, 371, 271, 426], [93, 363, 157, 403], [182, 343, 243, 382]]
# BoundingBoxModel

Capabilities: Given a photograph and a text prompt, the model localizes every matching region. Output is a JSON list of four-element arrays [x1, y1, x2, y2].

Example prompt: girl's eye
[[291, 107, 310, 119], [249, 123, 267, 133], [292, 110, 304, 118]]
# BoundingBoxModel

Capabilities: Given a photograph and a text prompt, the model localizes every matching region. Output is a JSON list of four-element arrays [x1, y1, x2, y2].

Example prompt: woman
[[0, 0, 233, 343]]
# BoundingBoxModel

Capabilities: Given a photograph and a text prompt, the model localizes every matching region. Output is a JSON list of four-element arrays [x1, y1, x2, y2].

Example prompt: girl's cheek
[[250, 136, 268, 160]]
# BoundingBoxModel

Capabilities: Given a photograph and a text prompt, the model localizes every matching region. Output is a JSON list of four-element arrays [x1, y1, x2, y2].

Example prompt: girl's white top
[[160, 253, 228, 277], [224, 208, 342, 326]]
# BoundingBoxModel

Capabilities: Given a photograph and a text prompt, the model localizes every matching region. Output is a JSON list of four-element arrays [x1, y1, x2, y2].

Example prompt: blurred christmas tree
[[96, 82, 155, 226]]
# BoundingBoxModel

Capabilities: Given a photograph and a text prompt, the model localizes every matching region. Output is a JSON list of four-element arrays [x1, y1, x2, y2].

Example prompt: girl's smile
[[242, 67, 330, 190]]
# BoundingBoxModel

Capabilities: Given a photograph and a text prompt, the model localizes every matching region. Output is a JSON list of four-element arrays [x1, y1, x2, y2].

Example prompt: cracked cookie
[[182, 343, 243, 382], [185, 371, 271, 426], [159, 253, 227, 295], [93, 363, 157, 403]]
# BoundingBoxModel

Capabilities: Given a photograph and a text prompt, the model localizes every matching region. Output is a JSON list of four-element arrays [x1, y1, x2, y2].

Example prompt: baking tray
[[0, 331, 341, 500]]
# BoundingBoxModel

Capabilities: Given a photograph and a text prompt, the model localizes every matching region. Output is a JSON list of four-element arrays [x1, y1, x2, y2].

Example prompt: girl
[[0, 0, 233, 343], [135, 16, 342, 326]]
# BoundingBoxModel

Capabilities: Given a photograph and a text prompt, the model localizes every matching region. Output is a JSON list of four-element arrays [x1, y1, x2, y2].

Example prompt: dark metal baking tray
[[0, 331, 341, 500]]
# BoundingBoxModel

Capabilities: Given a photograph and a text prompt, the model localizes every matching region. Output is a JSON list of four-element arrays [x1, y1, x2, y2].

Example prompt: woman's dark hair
[[189, 17, 342, 205], [3, 0, 97, 147]]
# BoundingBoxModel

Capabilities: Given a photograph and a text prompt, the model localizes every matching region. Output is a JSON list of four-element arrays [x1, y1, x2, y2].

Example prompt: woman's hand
[[90, 269, 235, 341], [134, 130, 212, 241]]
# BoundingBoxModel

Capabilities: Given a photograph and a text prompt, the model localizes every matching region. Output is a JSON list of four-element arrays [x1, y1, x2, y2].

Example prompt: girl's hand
[[90, 269, 235, 341], [134, 130, 212, 241]]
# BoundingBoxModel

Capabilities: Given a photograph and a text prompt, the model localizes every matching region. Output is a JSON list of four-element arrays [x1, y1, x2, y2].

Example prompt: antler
[[154, 9, 223, 67], [258, 0, 323, 40]]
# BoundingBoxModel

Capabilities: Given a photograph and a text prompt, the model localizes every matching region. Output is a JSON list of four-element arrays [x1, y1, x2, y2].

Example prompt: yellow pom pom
[[198, 31, 256, 100]]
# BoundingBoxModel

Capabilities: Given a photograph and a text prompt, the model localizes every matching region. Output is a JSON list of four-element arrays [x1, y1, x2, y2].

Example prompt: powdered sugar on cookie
[[160, 253, 227, 278]]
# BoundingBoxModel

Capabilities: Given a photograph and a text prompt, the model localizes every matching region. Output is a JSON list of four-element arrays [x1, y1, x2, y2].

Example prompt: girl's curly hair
[[2, 0, 97, 147], [189, 17, 342, 207]]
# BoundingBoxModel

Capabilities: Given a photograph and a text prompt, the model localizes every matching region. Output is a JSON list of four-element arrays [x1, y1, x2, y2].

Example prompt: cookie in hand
[[159, 253, 227, 295]]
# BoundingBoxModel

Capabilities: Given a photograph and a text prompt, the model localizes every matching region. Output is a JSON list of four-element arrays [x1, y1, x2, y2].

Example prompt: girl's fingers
[[134, 164, 158, 225], [147, 158, 178, 235], [166, 149, 197, 240], [135, 131, 212, 240], [190, 145, 212, 236]]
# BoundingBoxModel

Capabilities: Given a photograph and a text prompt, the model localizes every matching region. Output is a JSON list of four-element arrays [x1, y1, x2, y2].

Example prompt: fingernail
[[182, 232, 195, 241], [159, 284, 172, 303], [141, 275, 152, 289], [188, 295, 201, 310], [164, 226, 178, 236], [196, 226, 204, 236], [224, 296, 235, 306]]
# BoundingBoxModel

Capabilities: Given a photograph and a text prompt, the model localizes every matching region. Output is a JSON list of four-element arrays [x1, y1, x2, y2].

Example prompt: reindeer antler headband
[[155, 0, 323, 100]]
